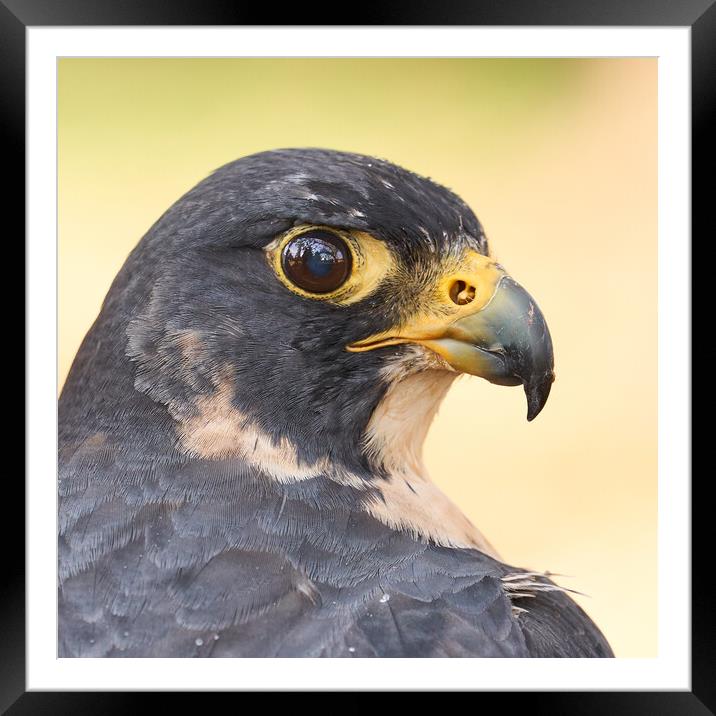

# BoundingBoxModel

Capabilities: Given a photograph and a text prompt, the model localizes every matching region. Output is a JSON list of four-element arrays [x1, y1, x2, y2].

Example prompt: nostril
[[449, 280, 476, 306]]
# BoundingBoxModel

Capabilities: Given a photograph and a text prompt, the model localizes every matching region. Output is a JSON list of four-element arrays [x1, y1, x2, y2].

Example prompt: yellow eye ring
[[266, 225, 394, 305]]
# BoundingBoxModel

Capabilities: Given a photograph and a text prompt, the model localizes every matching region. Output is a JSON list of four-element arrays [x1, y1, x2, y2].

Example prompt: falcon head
[[125, 149, 554, 475]]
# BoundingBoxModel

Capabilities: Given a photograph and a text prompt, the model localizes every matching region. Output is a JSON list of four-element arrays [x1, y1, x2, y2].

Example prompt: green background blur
[[59, 58, 657, 657]]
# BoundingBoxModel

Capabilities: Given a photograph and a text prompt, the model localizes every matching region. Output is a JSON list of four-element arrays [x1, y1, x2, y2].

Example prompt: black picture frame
[[7, 0, 704, 711]]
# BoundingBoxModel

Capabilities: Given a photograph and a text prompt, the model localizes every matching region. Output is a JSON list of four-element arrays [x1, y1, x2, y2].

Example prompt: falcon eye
[[268, 225, 391, 304], [281, 230, 352, 294]]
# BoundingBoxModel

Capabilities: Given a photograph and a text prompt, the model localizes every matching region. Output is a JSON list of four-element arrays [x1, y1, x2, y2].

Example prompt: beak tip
[[525, 372, 555, 422]]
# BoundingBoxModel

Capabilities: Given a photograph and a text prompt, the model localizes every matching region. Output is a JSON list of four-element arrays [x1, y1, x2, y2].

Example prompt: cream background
[[58, 58, 657, 657]]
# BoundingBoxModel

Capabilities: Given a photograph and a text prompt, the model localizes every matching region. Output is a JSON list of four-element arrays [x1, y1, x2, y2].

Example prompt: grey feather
[[59, 436, 612, 658]]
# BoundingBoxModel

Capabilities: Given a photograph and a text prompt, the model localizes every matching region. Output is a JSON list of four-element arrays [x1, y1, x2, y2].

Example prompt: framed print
[[9, 0, 706, 710]]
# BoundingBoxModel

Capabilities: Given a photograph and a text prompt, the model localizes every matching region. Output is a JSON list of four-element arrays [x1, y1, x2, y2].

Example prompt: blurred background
[[58, 58, 657, 657]]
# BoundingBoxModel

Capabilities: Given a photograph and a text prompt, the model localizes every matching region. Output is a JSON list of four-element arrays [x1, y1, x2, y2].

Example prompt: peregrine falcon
[[58, 148, 613, 658]]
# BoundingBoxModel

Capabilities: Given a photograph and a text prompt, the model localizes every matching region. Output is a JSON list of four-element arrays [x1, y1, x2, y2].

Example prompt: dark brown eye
[[281, 230, 352, 294]]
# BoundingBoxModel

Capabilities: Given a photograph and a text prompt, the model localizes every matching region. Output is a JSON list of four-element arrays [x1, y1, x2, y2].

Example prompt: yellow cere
[[265, 225, 395, 305], [348, 250, 507, 351]]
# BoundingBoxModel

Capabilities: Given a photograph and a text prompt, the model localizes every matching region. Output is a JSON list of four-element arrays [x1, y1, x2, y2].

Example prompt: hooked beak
[[347, 253, 555, 421]]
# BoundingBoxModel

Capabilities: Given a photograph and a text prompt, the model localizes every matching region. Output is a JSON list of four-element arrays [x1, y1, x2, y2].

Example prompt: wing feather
[[59, 439, 612, 658]]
